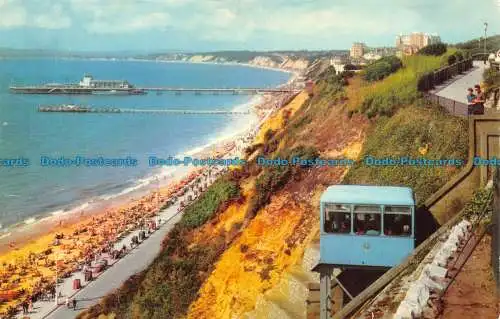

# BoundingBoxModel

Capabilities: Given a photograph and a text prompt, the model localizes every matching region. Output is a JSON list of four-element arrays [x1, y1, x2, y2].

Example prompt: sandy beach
[[0, 70, 301, 316]]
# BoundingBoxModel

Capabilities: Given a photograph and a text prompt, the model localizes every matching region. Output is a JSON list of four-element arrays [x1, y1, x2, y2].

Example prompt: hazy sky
[[0, 0, 497, 52]]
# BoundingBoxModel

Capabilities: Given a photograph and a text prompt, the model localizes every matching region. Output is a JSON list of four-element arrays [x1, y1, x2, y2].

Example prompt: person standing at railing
[[467, 87, 477, 115], [472, 84, 485, 114]]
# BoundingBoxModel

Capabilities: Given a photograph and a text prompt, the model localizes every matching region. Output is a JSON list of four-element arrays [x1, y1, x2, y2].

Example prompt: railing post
[[493, 169, 500, 292], [320, 269, 333, 319]]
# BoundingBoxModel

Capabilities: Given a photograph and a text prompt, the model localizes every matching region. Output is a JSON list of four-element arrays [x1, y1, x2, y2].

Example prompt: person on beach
[[73, 298, 77, 310], [28, 300, 33, 313], [66, 297, 70, 308]]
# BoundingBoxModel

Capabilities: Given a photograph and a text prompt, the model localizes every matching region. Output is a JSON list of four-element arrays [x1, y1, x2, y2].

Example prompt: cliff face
[[152, 53, 310, 72], [279, 57, 309, 71], [246, 56, 310, 71], [187, 77, 370, 319]]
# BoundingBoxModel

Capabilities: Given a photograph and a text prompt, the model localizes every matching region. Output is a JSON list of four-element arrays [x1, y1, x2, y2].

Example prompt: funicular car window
[[353, 205, 381, 236], [384, 206, 412, 236], [324, 204, 351, 233]]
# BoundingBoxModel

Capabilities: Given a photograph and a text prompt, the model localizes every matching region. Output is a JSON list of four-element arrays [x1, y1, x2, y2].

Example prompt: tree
[[363, 56, 402, 82], [418, 43, 447, 56], [344, 63, 360, 71], [447, 54, 457, 65]]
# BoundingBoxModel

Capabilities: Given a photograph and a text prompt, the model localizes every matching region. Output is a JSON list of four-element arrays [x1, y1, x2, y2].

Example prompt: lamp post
[[484, 22, 488, 63]]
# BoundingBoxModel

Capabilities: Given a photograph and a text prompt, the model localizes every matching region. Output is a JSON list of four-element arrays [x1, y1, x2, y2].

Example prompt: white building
[[363, 52, 382, 61], [78, 74, 132, 88], [329, 57, 347, 74]]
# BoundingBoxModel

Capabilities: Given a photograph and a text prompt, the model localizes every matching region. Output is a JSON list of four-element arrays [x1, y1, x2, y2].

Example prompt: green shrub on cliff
[[246, 145, 319, 218], [180, 179, 240, 229], [418, 43, 447, 56], [363, 56, 402, 82], [483, 67, 500, 93]]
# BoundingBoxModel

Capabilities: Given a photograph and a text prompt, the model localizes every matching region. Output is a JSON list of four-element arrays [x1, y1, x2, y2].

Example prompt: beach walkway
[[433, 61, 487, 104], [17, 200, 185, 319]]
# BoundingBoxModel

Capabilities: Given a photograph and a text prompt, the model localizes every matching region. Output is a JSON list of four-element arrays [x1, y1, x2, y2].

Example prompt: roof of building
[[90, 80, 128, 83], [320, 185, 414, 206]]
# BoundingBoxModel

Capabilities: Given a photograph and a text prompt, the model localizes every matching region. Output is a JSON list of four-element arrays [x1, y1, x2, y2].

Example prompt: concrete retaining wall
[[426, 115, 500, 224]]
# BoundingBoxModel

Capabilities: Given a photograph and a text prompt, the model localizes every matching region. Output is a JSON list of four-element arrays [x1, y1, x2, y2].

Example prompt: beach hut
[[72, 279, 81, 290]]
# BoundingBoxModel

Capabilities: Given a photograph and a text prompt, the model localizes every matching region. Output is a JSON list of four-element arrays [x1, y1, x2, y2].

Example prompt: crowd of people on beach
[[0, 89, 288, 318]]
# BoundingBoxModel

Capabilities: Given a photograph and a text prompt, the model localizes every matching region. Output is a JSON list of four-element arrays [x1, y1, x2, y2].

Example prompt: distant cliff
[[134, 50, 343, 73]]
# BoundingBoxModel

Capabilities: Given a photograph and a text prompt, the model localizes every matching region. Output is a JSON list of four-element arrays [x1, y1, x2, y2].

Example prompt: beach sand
[[0, 74, 301, 315]]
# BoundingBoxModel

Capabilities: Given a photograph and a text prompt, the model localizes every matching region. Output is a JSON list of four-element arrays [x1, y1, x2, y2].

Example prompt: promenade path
[[433, 61, 487, 104], [48, 203, 183, 319]]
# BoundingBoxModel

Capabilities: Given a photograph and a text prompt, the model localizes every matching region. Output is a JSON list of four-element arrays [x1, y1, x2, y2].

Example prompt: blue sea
[[0, 58, 290, 228]]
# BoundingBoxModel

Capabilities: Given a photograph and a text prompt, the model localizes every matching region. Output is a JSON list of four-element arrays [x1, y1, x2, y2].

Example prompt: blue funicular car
[[319, 185, 416, 268]]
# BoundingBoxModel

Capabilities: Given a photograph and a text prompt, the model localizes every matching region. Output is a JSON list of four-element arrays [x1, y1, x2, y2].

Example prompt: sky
[[0, 0, 498, 52]]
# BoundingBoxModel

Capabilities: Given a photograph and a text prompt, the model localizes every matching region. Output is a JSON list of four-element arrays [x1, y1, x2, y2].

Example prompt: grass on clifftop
[[350, 49, 456, 118], [343, 104, 468, 204]]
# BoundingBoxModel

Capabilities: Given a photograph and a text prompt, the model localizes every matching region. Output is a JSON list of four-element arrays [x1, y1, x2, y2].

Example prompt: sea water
[[0, 58, 291, 228]]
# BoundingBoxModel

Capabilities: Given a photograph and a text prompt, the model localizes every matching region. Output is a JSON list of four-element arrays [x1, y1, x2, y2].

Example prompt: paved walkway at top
[[433, 61, 487, 104]]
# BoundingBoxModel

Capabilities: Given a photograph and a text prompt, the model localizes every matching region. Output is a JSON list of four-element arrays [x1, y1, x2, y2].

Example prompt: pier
[[38, 106, 251, 115], [10, 86, 300, 95]]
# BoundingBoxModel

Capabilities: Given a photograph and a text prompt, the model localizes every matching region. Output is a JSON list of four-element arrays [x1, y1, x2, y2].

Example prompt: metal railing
[[424, 93, 469, 117], [419, 53, 488, 93], [420, 52, 490, 117], [418, 58, 473, 92]]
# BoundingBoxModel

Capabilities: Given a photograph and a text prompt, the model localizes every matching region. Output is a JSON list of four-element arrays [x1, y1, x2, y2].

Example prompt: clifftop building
[[350, 42, 366, 59], [396, 32, 441, 55]]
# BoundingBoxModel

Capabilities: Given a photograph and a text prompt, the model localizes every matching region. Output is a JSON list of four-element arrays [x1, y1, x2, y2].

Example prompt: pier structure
[[10, 86, 300, 95], [37, 106, 251, 115]]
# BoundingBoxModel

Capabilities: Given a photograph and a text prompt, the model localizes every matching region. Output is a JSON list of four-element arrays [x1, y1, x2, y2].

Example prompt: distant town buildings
[[396, 32, 441, 55], [350, 42, 366, 59]]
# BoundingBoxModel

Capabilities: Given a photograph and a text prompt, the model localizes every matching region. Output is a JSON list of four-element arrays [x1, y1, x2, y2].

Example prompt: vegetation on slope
[[363, 56, 402, 82], [77, 178, 241, 319], [188, 69, 367, 319], [349, 49, 456, 118], [187, 49, 469, 317], [78, 47, 470, 319], [483, 66, 500, 93], [418, 43, 447, 56], [180, 180, 240, 229], [343, 104, 468, 204], [455, 34, 500, 54]]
